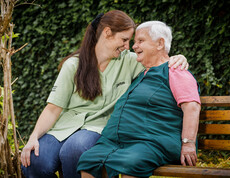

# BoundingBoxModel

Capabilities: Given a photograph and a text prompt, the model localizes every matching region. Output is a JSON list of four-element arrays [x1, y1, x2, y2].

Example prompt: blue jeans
[[21, 129, 101, 178]]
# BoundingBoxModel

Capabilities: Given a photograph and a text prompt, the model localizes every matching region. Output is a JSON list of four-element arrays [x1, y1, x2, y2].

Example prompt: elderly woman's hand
[[168, 54, 189, 70], [180, 143, 197, 166]]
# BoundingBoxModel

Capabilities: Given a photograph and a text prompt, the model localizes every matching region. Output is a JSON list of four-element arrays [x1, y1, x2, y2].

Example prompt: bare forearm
[[30, 103, 63, 140], [180, 102, 200, 166], [21, 103, 62, 167], [181, 102, 201, 141]]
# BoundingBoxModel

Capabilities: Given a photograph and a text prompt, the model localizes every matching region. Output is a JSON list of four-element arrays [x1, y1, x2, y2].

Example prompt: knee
[[119, 153, 144, 172], [59, 135, 97, 161], [59, 130, 100, 163], [59, 139, 85, 161], [21, 153, 58, 176]]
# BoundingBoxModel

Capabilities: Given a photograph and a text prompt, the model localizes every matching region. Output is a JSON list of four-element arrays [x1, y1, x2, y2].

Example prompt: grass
[[196, 150, 230, 168]]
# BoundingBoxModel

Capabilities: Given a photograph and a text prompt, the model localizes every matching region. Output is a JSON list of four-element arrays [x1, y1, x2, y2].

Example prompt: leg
[[81, 171, 95, 178], [78, 136, 119, 178], [59, 129, 101, 178], [106, 143, 162, 177], [121, 175, 137, 178], [21, 134, 64, 178], [102, 166, 109, 178]]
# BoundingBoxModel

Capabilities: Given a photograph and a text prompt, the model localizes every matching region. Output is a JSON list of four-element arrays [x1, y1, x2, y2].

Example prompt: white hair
[[136, 21, 172, 53]]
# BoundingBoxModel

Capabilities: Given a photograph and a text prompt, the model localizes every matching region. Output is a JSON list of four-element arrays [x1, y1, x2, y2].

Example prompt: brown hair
[[59, 10, 135, 101]]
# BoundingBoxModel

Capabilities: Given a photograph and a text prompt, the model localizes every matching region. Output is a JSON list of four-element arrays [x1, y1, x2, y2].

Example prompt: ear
[[157, 38, 165, 50], [102, 27, 113, 38]]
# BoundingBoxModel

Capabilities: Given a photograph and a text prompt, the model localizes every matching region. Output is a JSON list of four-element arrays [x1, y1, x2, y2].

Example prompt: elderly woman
[[77, 21, 201, 178]]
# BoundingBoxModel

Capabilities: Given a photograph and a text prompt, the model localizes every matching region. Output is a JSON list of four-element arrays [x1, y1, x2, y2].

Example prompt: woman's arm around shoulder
[[168, 54, 189, 70]]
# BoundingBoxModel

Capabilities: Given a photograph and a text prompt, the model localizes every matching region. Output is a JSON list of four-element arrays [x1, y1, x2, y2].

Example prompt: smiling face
[[132, 28, 159, 67], [107, 28, 134, 58]]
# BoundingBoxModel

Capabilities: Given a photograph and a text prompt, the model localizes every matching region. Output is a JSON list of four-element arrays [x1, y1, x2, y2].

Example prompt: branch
[[15, 2, 40, 7], [12, 42, 28, 54], [14, 0, 40, 8], [8, 23, 14, 51], [11, 77, 18, 85], [17, 129, 25, 145], [10, 0, 17, 3], [1, 0, 5, 15], [1, 47, 9, 52], [2, 42, 28, 55], [0, 2, 14, 35]]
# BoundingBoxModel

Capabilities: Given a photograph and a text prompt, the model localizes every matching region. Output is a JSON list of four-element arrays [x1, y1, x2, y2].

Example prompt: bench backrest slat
[[199, 124, 230, 135], [200, 110, 230, 121], [198, 139, 230, 150], [198, 96, 230, 151], [200, 96, 230, 106]]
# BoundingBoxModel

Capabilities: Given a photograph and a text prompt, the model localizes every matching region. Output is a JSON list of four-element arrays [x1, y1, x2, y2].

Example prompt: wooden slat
[[153, 165, 230, 177], [198, 124, 230, 134], [200, 110, 230, 121], [198, 139, 230, 150], [200, 96, 230, 107]]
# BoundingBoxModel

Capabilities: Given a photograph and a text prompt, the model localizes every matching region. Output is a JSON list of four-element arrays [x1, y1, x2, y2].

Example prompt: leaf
[[12, 32, 20, 38]]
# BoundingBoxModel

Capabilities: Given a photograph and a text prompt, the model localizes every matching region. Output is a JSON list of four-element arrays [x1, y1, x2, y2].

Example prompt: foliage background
[[0, 0, 229, 140]]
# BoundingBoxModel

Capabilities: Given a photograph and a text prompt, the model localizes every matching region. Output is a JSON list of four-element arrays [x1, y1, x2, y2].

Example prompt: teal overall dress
[[77, 62, 197, 178]]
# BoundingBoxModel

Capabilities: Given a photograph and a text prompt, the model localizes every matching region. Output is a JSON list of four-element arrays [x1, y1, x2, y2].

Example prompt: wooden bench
[[152, 96, 230, 177]]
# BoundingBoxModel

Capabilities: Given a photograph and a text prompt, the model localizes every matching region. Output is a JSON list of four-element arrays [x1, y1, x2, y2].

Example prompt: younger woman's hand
[[169, 54, 189, 70], [21, 137, 39, 167]]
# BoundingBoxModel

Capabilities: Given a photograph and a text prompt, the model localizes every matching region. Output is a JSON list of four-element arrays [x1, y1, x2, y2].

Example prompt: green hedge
[[0, 0, 229, 139]]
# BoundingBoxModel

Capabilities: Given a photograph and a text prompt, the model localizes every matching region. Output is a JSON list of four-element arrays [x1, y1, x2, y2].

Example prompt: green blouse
[[47, 50, 144, 141]]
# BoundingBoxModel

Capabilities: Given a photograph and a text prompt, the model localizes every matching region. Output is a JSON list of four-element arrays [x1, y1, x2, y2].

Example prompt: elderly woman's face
[[132, 28, 158, 66]]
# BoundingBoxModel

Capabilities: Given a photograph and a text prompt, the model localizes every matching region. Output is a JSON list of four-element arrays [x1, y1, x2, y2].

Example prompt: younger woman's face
[[107, 28, 134, 58]]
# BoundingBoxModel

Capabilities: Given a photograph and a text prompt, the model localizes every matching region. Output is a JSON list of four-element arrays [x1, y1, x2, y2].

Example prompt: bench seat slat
[[198, 124, 230, 134], [153, 165, 230, 177], [200, 110, 230, 121], [198, 139, 230, 150], [200, 96, 230, 106]]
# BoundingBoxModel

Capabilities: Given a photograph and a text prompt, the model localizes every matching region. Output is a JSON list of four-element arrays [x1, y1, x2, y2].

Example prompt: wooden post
[[0, 0, 22, 177]]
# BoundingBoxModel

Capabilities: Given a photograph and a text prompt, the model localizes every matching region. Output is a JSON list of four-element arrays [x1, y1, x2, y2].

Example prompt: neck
[[145, 52, 169, 71]]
